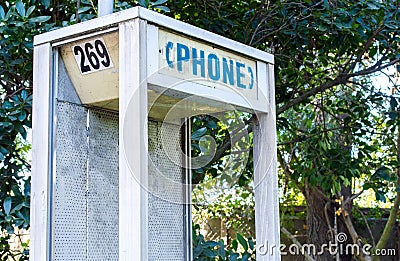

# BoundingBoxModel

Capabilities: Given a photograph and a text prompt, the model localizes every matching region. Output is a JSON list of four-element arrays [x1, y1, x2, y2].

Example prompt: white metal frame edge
[[119, 18, 149, 261], [34, 7, 273, 65], [31, 43, 53, 261]]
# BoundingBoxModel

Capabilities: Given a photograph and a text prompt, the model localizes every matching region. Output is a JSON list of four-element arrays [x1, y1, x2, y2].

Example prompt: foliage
[[193, 224, 255, 261], [0, 233, 29, 261], [193, 184, 255, 242]]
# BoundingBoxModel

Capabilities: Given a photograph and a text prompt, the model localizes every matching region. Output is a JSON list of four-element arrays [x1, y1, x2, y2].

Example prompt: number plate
[[71, 38, 114, 75]]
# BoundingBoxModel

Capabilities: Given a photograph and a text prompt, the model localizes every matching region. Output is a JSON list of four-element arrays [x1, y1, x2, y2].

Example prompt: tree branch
[[373, 131, 400, 256], [281, 226, 316, 261]]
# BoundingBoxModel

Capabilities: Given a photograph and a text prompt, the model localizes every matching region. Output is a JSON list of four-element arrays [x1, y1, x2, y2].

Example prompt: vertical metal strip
[[182, 117, 193, 260], [48, 47, 57, 261], [85, 110, 90, 261]]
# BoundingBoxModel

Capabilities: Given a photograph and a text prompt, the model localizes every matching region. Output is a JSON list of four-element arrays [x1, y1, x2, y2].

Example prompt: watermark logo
[[257, 233, 396, 257]]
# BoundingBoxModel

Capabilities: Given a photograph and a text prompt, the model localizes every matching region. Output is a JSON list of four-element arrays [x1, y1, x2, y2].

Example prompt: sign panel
[[60, 32, 119, 108], [158, 30, 258, 100]]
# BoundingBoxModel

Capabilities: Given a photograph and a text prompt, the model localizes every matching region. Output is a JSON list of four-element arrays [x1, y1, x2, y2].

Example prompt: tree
[[166, 0, 399, 260]]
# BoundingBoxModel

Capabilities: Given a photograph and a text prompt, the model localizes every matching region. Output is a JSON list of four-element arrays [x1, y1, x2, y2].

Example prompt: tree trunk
[[305, 185, 353, 261]]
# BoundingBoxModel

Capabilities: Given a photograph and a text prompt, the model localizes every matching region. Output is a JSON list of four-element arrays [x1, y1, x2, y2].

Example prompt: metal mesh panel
[[53, 102, 88, 261], [148, 120, 185, 261], [87, 109, 119, 261], [54, 102, 119, 261], [57, 55, 81, 104]]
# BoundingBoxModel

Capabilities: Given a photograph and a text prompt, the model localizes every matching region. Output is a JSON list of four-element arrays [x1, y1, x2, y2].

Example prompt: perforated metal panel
[[53, 102, 88, 261], [148, 120, 185, 260], [53, 101, 119, 261], [87, 110, 119, 261], [54, 105, 185, 261]]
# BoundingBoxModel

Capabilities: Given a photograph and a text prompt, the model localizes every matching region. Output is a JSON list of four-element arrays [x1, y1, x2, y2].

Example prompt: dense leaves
[[193, 224, 255, 261]]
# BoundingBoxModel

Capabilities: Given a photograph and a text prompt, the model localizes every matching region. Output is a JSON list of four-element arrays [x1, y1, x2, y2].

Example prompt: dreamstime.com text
[[258, 233, 396, 257]]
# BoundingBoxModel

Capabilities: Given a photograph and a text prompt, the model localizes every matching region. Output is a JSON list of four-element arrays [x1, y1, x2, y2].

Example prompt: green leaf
[[375, 191, 386, 203], [16, 1, 25, 17], [389, 111, 397, 120], [229, 252, 239, 261], [2, 101, 13, 109], [0, 5, 5, 19], [4, 197, 12, 215], [40, 0, 51, 8], [0, 145, 8, 155], [6, 224, 14, 234], [231, 239, 238, 251], [155, 5, 170, 12], [203, 241, 218, 247], [191, 127, 207, 140], [202, 248, 217, 257], [248, 237, 254, 250], [236, 233, 248, 251], [218, 240, 226, 259], [152, 0, 168, 6], [78, 6, 91, 14], [5, 6, 14, 20], [14, 218, 24, 227], [26, 5, 35, 17], [389, 96, 397, 109], [242, 253, 250, 261], [29, 15, 51, 23], [18, 110, 27, 121], [21, 90, 28, 100], [137, 0, 148, 8]]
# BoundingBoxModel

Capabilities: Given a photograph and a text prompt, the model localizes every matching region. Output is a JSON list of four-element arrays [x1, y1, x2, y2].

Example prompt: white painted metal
[[31, 43, 52, 261], [34, 7, 273, 65], [32, 6, 280, 261], [119, 19, 148, 261], [269, 63, 281, 252], [253, 64, 280, 261], [98, 0, 114, 17], [147, 73, 269, 113]]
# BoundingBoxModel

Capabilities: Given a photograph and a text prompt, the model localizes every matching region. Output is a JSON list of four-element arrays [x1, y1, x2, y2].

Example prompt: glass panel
[[191, 111, 256, 260]]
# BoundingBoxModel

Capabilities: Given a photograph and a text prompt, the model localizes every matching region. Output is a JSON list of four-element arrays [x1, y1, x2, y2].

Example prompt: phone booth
[[31, 7, 280, 261]]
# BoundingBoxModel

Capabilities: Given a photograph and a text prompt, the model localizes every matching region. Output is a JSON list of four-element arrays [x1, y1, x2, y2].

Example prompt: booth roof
[[33, 6, 274, 65]]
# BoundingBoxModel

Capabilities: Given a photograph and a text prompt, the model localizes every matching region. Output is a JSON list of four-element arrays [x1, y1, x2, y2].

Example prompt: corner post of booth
[[31, 42, 53, 261], [119, 18, 149, 260], [253, 62, 280, 260]]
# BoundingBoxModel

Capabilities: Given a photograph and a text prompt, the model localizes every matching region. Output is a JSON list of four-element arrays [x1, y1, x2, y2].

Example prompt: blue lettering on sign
[[236, 62, 246, 89], [166, 41, 174, 68], [177, 43, 190, 72], [248, 66, 254, 90], [208, 53, 220, 81], [192, 48, 205, 77], [165, 42, 255, 91], [222, 58, 234, 86]]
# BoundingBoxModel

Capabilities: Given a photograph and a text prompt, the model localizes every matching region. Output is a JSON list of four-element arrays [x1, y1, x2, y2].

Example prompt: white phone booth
[[31, 7, 280, 261]]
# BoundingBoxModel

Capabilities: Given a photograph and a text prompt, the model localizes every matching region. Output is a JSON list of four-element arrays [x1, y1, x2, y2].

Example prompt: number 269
[[73, 40, 111, 73]]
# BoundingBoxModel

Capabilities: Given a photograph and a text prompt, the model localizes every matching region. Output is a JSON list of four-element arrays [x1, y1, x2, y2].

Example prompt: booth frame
[[32, 7, 280, 261]]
